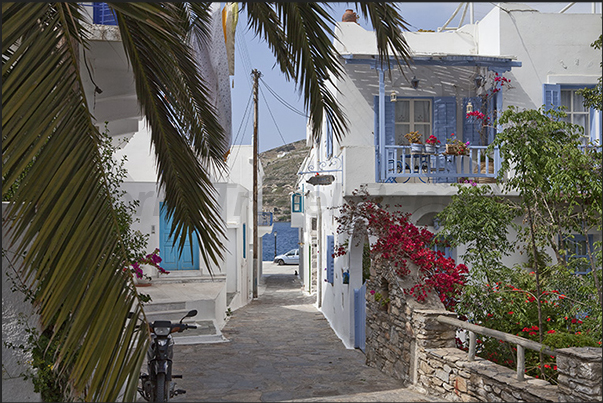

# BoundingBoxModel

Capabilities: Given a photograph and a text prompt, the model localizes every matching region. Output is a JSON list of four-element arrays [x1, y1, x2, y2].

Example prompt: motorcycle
[[138, 309, 198, 402]]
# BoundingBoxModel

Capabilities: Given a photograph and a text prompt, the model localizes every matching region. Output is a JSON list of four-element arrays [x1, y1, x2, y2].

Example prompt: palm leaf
[[3, 3, 149, 401], [243, 2, 412, 143], [108, 2, 227, 268]]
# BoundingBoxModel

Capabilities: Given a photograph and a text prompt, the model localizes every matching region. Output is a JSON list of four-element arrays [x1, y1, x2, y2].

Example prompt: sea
[[262, 221, 300, 261]]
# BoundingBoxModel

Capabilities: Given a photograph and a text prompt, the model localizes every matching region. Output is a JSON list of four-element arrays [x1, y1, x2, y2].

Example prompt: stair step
[[145, 302, 186, 312]]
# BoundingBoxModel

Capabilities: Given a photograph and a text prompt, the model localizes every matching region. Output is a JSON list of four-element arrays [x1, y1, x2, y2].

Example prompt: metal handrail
[[435, 315, 555, 381]]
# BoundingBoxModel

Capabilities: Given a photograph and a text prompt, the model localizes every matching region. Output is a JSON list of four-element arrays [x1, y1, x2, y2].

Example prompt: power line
[[230, 87, 254, 168], [259, 77, 308, 118], [259, 85, 289, 148]]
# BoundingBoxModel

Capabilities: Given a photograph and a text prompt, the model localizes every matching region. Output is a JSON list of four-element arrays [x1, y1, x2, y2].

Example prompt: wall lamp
[[390, 91, 397, 102], [411, 76, 420, 89]]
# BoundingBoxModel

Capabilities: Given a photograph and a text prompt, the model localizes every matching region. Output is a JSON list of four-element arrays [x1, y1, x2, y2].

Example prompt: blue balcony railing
[[92, 3, 117, 26], [259, 212, 273, 226], [381, 145, 500, 184]]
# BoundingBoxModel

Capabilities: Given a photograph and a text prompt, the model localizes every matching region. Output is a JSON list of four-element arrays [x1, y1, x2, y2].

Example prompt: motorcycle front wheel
[[155, 372, 168, 402]]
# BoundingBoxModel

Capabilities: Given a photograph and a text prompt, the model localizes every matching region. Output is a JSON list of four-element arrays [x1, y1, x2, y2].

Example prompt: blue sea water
[[262, 221, 299, 261]]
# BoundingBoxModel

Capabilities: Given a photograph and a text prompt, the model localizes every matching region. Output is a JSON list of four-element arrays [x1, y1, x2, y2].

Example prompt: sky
[[229, 2, 601, 153]]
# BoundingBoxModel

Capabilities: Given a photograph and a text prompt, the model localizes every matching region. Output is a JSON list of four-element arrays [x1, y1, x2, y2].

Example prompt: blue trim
[[343, 54, 521, 69], [243, 223, 246, 259], [326, 235, 334, 284], [291, 193, 303, 213]]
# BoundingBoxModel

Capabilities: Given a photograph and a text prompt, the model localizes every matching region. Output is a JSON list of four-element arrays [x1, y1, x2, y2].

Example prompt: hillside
[[260, 139, 310, 222]]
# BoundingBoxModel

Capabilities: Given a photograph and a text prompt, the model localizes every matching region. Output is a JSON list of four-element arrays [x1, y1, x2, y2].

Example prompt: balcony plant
[[425, 135, 441, 153], [446, 134, 469, 155], [405, 131, 423, 153]]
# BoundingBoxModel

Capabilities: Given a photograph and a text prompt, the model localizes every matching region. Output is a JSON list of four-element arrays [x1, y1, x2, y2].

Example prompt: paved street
[[168, 263, 440, 402]]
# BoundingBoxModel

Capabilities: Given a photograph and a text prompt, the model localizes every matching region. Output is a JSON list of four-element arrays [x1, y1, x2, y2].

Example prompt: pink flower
[[370, 290, 376, 295]]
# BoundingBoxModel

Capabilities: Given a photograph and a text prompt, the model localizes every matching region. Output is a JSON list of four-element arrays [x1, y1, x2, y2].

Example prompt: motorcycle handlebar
[[170, 323, 197, 333]]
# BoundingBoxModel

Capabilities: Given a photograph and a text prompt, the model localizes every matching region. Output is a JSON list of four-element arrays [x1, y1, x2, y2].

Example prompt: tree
[[437, 106, 602, 382], [577, 34, 602, 111], [2, 3, 412, 401]]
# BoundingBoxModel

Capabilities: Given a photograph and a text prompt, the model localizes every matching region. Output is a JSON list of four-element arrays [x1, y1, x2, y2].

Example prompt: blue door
[[159, 202, 199, 270], [354, 283, 366, 352]]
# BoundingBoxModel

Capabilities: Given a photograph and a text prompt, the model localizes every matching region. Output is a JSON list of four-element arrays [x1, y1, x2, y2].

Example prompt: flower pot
[[425, 144, 436, 154], [342, 9, 358, 22], [410, 143, 423, 153], [446, 144, 467, 155]]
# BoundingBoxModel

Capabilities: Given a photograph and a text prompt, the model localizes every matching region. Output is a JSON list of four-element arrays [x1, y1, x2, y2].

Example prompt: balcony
[[381, 145, 500, 184]]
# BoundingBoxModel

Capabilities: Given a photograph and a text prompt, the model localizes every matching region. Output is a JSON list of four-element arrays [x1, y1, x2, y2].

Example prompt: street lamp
[[274, 231, 277, 258]]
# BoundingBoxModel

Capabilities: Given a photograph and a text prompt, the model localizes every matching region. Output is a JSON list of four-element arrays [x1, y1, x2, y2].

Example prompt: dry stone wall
[[364, 260, 602, 402]]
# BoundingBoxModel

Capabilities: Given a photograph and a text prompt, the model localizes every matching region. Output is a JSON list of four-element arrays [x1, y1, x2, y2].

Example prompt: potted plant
[[404, 131, 423, 153], [445, 134, 469, 155], [425, 135, 440, 153]]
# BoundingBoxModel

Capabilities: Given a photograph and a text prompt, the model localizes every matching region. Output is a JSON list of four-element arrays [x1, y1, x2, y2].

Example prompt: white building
[[293, 3, 602, 350]]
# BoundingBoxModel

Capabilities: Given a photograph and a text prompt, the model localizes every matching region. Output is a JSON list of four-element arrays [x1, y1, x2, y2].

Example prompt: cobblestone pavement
[[168, 264, 441, 402]]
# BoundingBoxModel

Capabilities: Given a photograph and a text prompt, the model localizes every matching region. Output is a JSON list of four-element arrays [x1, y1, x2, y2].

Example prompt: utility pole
[[252, 69, 261, 298]]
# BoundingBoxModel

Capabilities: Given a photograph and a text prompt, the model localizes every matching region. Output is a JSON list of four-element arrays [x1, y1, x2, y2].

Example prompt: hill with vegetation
[[260, 139, 310, 222]]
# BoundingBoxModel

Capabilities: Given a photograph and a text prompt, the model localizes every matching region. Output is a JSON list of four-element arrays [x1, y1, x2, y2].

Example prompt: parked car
[[274, 249, 299, 265]]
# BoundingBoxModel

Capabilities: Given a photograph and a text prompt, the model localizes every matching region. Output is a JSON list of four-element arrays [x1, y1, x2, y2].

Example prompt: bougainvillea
[[334, 186, 468, 310]]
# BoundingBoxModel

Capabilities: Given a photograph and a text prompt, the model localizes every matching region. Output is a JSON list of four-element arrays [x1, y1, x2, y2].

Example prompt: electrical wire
[[259, 77, 309, 118], [259, 85, 289, 148], [230, 88, 254, 168]]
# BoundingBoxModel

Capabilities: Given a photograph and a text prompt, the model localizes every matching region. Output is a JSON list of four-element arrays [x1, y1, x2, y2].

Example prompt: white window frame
[[560, 88, 590, 140], [394, 98, 432, 145]]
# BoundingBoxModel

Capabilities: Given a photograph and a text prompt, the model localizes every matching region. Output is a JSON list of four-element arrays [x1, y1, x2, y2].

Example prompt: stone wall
[[2, 202, 42, 402], [364, 261, 603, 402], [556, 347, 602, 402]]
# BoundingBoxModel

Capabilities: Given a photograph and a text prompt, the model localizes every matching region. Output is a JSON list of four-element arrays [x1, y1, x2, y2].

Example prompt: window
[[394, 99, 432, 145], [561, 89, 590, 140], [291, 193, 303, 213], [563, 234, 594, 274], [325, 118, 333, 159]]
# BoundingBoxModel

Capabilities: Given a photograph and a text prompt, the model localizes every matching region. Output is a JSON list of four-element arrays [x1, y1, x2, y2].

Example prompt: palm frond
[[108, 2, 227, 268], [243, 2, 411, 143], [354, 2, 412, 72], [3, 3, 149, 401]]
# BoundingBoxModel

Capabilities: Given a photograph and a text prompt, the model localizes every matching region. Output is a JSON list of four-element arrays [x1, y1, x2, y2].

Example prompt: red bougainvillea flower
[[507, 311, 514, 315], [547, 330, 556, 334]]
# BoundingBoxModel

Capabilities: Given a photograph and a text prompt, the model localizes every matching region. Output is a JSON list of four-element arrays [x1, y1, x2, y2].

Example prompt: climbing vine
[[334, 186, 468, 310]]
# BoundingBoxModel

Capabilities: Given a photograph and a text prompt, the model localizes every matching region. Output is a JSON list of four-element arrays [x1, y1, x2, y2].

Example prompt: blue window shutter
[[543, 84, 561, 110], [433, 97, 456, 145], [326, 235, 334, 284], [463, 97, 483, 146], [326, 118, 333, 158], [93, 3, 117, 25], [374, 97, 395, 145]]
